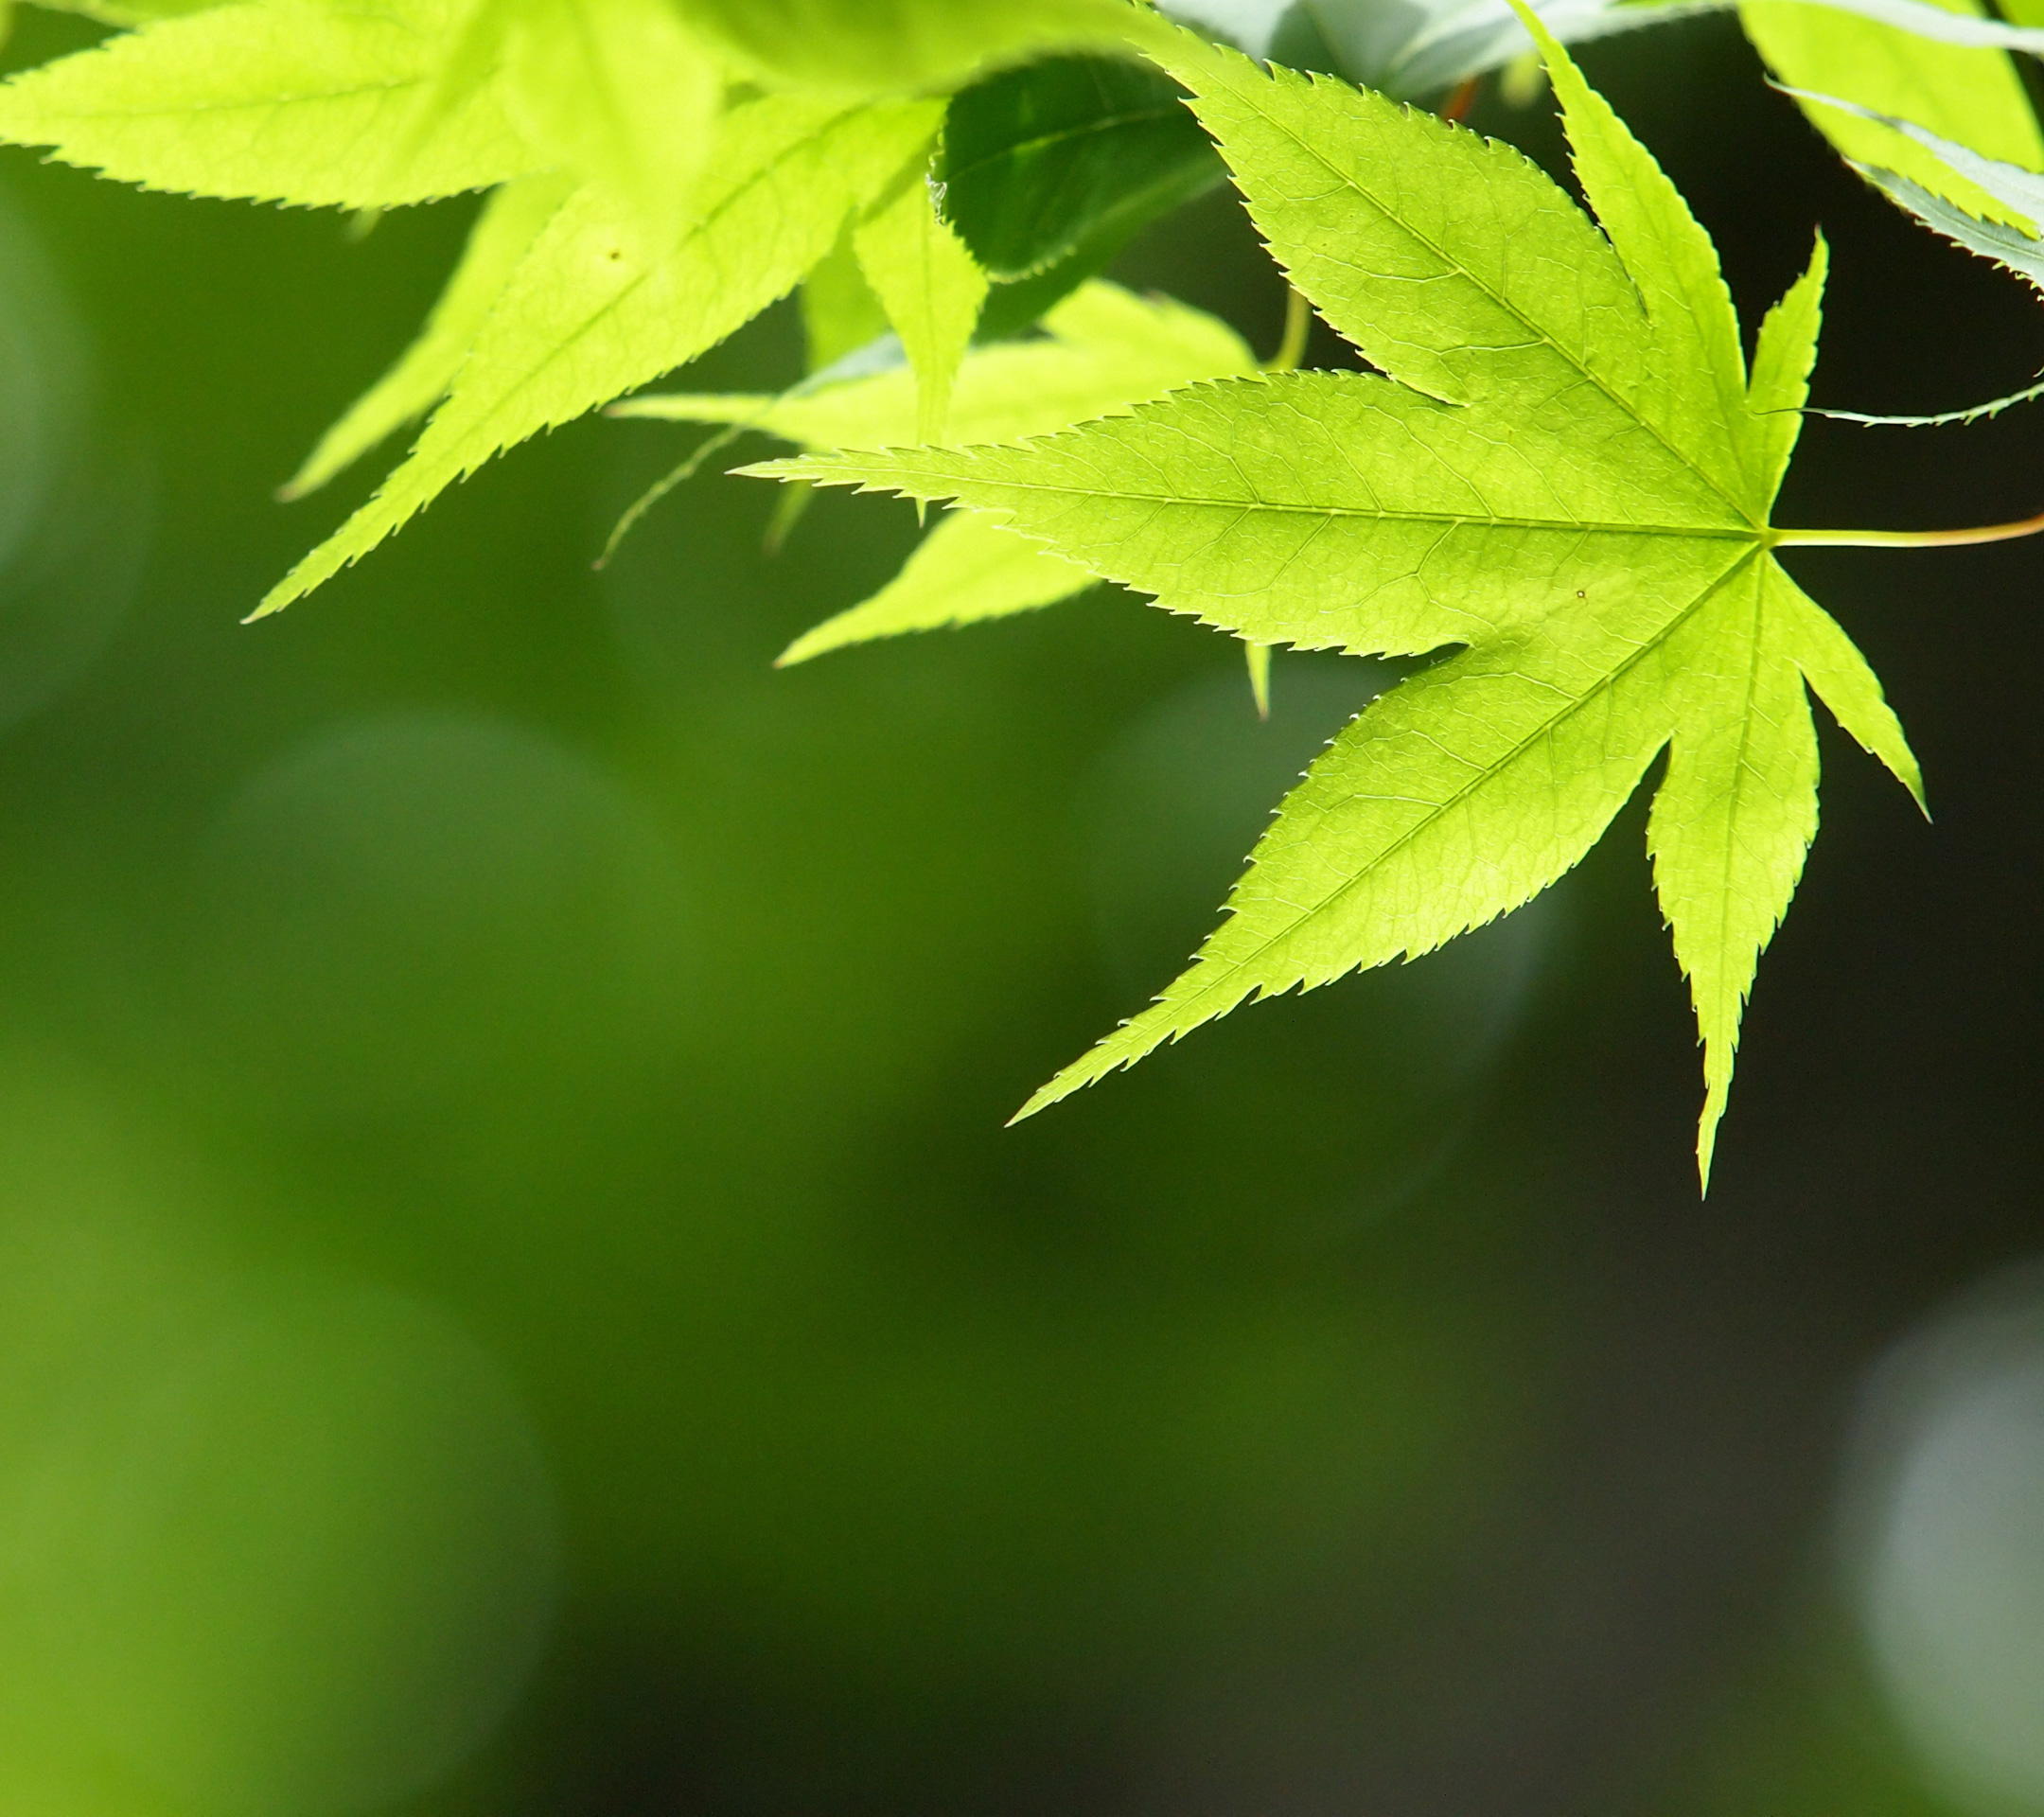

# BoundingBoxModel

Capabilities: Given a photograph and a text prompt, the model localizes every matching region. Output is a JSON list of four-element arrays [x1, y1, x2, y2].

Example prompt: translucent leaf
[[627, 280, 1255, 658], [621, 279, 1257, 450], [0, 0, 537, 209], [801, 227, 891, 374], [500, 0, 724, 238], [854, 154, 988, 441], [284, 173, 576, 500], [678, 0, 1169, 95], [756, 21, 1924, 1185], [777, 513, 1094, 665], [256, 93, 943, 616]]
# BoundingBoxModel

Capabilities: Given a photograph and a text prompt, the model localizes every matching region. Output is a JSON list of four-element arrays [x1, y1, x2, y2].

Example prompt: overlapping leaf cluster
[[0, 0, 2034, 1180]]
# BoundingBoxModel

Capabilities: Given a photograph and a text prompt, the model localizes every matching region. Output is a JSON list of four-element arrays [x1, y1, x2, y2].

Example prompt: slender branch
[[1266, 288, 1312, 374], [1774, 507, 2044, 550], [595, 422, 748, 569]]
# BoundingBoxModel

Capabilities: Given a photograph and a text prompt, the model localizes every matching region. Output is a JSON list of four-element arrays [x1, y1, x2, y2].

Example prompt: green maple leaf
[[753, 16, 1930, 1186], [257, 92, 941, 617], [0, 0, 537, 209], [283, 171, 575, 500], [618, 280, 1255, 662]]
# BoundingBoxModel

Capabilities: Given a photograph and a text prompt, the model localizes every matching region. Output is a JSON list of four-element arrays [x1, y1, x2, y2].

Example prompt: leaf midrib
[[29, 77, 427, 119], [908, 470, 1760, 541], [1211, 64, 1763, 531]]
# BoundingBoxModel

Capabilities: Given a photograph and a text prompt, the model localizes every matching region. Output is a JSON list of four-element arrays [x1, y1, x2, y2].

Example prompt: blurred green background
[[0, 12, 2042, 1817]]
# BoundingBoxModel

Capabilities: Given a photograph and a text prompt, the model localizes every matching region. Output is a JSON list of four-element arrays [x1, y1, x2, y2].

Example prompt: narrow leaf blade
[[778, 512, 1094, 665]]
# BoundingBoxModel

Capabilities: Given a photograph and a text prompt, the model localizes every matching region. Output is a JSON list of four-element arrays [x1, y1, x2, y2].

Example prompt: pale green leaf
[[853, 153, 989, 441], [757, 20, 1923, 1182], [617, 278, 1257, 450], [283, 172, 575, 500], [777, 512, 1093, 665], [0, 0, 537, 209], [255, 92, 943, 617], [500, 0, 724, 238], [627, 279, 1255, 659], [1742, 0, 2044, 226], [1779, 89, 2044, 242], [31, 0, 225, 23]]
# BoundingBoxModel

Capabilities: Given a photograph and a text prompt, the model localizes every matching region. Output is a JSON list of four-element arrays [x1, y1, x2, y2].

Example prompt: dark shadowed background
[[0, 14, 2039, 1817]]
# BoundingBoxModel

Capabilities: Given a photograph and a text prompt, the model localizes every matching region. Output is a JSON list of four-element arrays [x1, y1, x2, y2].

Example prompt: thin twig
[[594, 422, 748, 570], [1266, 288, 1312, 373]]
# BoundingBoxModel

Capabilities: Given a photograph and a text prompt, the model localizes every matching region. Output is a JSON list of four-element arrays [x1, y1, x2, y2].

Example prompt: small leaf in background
[[1782, 90, 2044, 237], [284, 173, 577, 501], [1771, 90, 2044, 419], [760, 20, 1928, 1186], [0, 0, 537, 209], [854, 153, 989, 442], [499, 0, 725, 242], [1742, 0, 2044, 224], [623, 281, 1255, 657]]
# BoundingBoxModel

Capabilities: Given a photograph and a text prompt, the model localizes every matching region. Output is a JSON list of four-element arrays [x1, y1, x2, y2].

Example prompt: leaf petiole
[[1773, 507, 2044, 549]]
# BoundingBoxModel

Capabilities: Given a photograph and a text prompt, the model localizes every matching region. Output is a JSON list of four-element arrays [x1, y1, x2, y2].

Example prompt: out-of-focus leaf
[[678, 0, 1170, 95], [621, 279, 1256, 450], [27, 0, 222, 22], [499, 0, 724, 239], [284, 173, 576, 501], [1863, 168, 2044, 288], [1309, 0, 1718, 97], [1743, 0, 2044, 223], [941, 56, 1222, 283], [1781, 89, 2044, 231], [777, 515, 1094, 665], [0, 0, 537, 209], [1182, 0, 2044, 105], [256, 94, 942, 616]]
